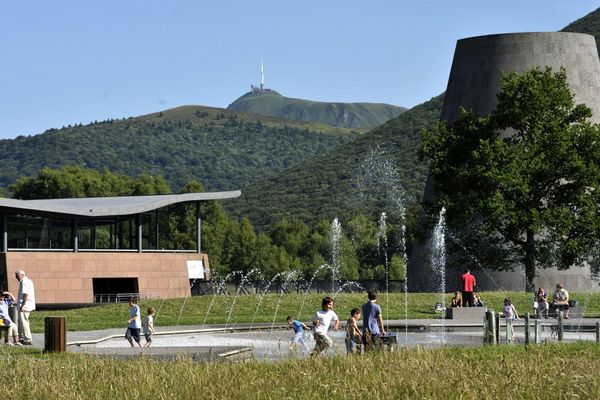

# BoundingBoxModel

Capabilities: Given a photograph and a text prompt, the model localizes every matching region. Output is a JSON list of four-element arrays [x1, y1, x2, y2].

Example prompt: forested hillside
[[0, 105, 358, 194], [227, 94, 444, 229], [228, 90, 406, 129], [562, 7, 600, 54]]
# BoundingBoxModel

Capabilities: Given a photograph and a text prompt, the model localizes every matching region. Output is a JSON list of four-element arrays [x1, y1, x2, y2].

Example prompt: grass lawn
[[29, 291, 600, 332], [2, 342, 599, 399]]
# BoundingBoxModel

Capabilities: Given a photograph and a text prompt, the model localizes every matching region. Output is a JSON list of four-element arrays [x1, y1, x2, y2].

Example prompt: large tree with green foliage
[[421, 67, 600, 290]]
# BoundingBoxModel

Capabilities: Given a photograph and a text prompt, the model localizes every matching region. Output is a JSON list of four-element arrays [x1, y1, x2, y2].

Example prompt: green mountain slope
[[562, 7, 600, 54], [227, 95, 444, 229], [0, 106, 359, 193], [227, 90, 406, 129], [226, 9, 600, 229]]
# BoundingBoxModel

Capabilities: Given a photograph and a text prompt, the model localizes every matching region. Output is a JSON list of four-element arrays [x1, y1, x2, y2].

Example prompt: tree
[[420, 67, 600, 290]]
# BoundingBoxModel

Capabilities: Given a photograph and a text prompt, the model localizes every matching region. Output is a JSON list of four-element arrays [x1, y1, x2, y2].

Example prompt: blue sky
[[1, 0, 597, 139]]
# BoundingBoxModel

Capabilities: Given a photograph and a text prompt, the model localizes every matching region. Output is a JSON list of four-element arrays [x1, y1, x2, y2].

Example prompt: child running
[[310, 296, 339, 357], [286, 315, 309, 352], [345, 308, 362, 355], [142, 307, 156, 347]]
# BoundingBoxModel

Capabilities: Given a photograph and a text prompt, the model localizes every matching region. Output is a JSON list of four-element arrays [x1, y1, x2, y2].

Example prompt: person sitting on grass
[[473, 293, 485, 307], [451, 291, 463, 307]]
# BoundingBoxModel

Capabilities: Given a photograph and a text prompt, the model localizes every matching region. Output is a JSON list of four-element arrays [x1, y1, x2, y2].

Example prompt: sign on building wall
[[187, 260, 205, 279]]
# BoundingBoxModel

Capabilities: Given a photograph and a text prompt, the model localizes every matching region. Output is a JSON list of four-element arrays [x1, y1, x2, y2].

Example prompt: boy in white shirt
[[310, 296, 339, 356]]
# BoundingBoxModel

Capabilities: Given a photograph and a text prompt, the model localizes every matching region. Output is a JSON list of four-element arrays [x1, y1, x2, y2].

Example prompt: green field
[[30, 291, 600, 333], [7, 291, 600, 399], [2, 342, 599, 399]]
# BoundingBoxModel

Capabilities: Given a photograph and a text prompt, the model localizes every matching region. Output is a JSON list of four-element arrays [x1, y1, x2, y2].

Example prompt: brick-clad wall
[[4, 252, 209, 304]]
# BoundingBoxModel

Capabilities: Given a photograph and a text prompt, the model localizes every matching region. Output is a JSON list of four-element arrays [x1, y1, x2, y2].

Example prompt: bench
[[445, 307, 487, 321], [546, 305, 584, 319]]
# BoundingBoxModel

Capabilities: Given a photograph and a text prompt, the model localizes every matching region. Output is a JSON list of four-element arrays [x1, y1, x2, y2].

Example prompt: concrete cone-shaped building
[[409, 32, 600, 293]]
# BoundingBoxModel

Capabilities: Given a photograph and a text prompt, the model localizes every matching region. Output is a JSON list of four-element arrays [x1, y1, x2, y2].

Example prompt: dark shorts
[[144, 333, 153, 342], [126, 327, 141, 342]]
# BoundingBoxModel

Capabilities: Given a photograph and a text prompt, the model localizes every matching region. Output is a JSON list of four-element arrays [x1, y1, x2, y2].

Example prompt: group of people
[[534, 283, 571, 319], [125, 297, 156, 347], [0, 270, 36, 346], [286, 290, 386, 356], [451, 269, 484, 308]]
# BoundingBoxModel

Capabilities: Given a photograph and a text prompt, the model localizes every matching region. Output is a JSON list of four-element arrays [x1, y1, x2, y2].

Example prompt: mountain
[[225, 9, 600, 229], [227, 90, 407, 129], [562, 7, 600, 54], [226, 94, 444, 229], [0, 106, 359, 194]]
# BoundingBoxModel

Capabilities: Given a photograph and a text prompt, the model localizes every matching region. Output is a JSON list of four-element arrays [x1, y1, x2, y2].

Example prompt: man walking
[[362, 290, 385, 351], [15, 270, 35, 345], [460, 269, 476, 307]]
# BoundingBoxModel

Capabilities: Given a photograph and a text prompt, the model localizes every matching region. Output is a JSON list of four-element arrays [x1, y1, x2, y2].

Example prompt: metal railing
[[94, 292, 141, 303]]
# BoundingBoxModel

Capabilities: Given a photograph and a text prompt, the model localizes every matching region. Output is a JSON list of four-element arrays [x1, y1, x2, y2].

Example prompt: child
[[142, 307, 156, 347], [345, 308, 362, 355], [125, 297, 142, 347], [310, 296, 339, 357], [0, 291, 20, 345], [503, 297, 520, 340], [286, 315, 308, 351]]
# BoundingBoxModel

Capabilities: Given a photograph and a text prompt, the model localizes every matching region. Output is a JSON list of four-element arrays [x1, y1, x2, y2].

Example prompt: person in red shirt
[[460, 269, 476, 307]]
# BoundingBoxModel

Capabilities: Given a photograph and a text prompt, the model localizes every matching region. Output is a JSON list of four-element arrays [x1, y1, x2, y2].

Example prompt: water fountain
[[430, 207, 447, 343], [268, 270, 300, 338], [330, 218, 342, 293], [376, 212, 390, 331]]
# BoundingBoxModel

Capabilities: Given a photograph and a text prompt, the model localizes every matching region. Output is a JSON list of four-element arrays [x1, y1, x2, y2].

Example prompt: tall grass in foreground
[[2, 342, 599, 399], [30, 291, 600, 332]]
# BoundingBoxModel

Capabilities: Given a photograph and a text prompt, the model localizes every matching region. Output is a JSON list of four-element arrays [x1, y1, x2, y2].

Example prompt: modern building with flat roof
[[0, 191, 240, 305]]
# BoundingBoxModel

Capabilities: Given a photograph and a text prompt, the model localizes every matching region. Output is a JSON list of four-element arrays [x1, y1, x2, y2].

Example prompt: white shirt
[[18, 276, 36, 312], [313, 309, 338, 335]]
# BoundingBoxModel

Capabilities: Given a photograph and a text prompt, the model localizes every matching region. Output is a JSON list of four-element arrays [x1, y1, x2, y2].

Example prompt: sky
[[1, 0, 597, 139]]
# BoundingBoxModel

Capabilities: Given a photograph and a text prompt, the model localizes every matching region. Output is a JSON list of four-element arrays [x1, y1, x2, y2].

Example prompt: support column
[[2, 213, 7, 253], [137, 214, 143, 253], [92, 220, 97, 249], [196, 202, 202, 254], [155, 209, 159, 250], [72, 219, 79, 252]]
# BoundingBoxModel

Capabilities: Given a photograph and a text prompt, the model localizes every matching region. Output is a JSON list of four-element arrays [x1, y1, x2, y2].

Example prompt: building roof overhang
[[0, 191, 241, 218]]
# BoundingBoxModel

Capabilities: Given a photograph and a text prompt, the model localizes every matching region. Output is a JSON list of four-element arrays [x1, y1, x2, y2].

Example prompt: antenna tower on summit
[[260, 60, 264, 91], [251, 61, 271, 94]]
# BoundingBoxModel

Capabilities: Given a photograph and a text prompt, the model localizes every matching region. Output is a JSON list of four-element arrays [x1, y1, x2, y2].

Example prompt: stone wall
[[3, 251, 209, 304]]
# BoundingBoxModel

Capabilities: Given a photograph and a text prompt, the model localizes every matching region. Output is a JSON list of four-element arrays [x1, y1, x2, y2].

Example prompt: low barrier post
[[495, 312, 500, 343], [506, 318, 513, 343], [524, 313, 530, 345], [44, 316, 66, 353], [557, 311, 563, 342], [484, 310, 496, 345]]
